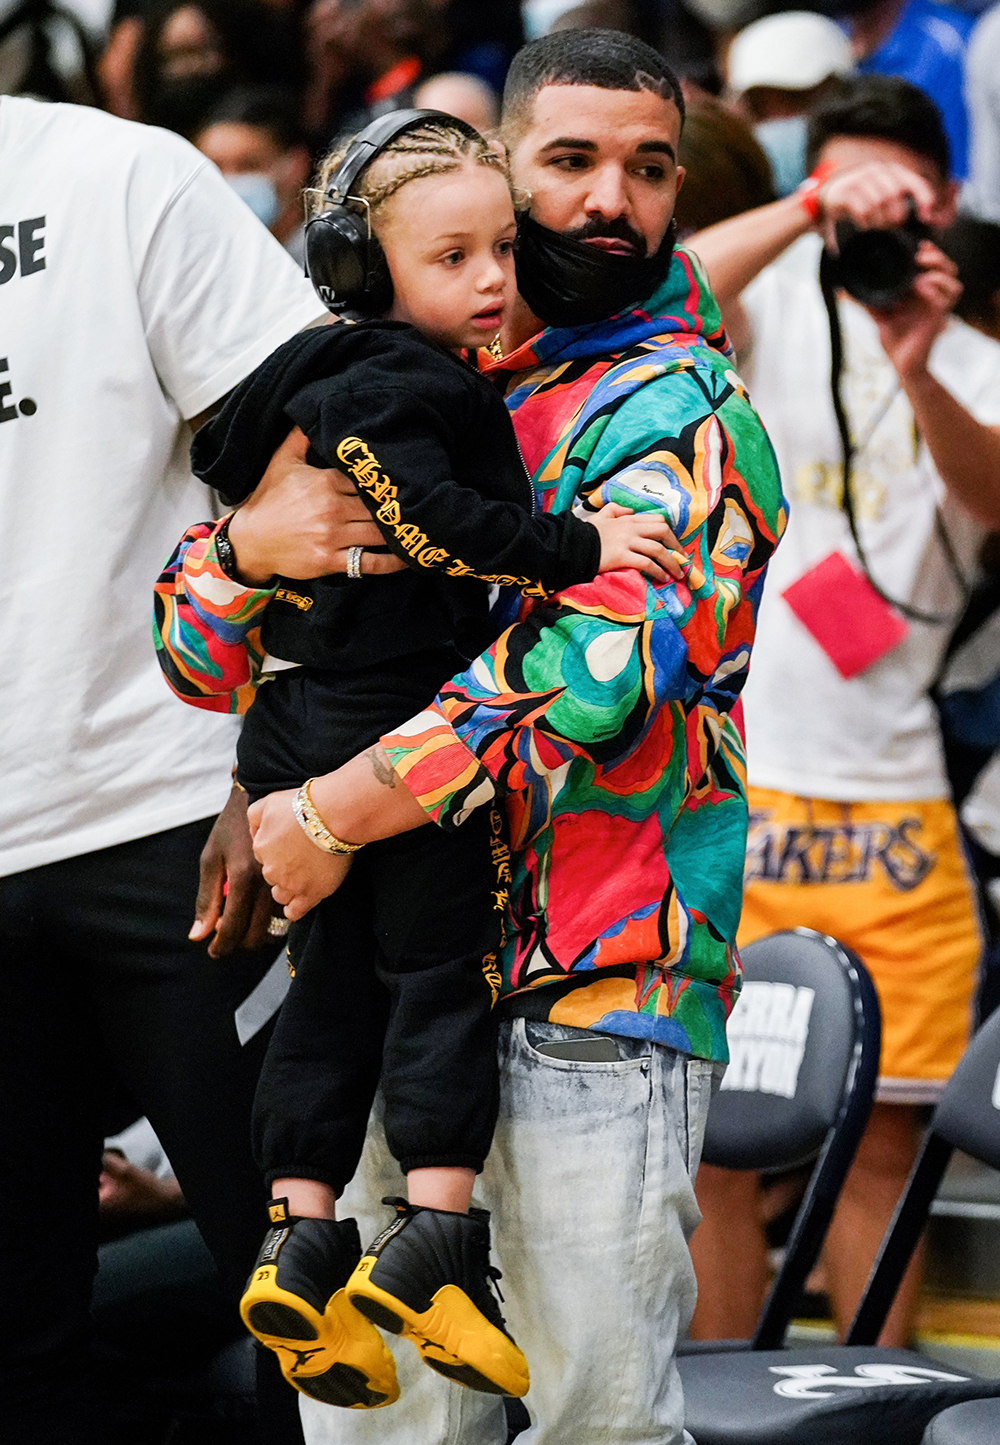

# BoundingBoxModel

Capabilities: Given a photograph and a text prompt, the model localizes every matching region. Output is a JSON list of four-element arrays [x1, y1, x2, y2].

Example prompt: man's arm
[[688, 160, 1000, 529], [152, 428, 407, 709], [154, 519, 272, 713], [904, 373, 1000, 526], [248, 371, 785, 918], [688, 162, 940, 313], [871, 240, 1000, 528]]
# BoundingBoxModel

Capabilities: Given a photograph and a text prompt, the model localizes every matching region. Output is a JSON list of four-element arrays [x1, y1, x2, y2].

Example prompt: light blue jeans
[[301, 1017, 721, 1445]]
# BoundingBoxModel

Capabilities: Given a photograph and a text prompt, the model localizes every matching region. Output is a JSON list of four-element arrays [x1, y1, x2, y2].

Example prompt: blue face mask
[[226, 173, 281, 230], [755, 116, 808, 199]]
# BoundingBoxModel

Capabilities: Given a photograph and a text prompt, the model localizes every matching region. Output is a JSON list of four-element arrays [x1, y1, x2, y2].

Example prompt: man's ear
[[935, 178, 960, 229], [675, 164, 686, 196]]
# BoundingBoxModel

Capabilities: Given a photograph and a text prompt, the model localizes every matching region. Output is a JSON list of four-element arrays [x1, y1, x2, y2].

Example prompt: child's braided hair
[[313, 119, 510, 227]]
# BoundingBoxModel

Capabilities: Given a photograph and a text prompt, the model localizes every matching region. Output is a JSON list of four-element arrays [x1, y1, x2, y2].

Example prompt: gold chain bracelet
[[292, 778, 365, 855]]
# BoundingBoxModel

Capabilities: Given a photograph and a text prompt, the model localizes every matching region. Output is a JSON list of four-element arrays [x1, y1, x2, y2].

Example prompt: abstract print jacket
[[153, 249, 785, 1061], [381, 251, 785, 1060]]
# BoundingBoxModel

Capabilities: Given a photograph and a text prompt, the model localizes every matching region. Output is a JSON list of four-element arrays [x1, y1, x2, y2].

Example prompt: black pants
[[0, 818, 303, 1445], [254, 810, 502, 1196]]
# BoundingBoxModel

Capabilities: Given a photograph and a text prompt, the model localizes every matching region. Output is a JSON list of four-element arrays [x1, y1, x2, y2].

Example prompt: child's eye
[[442, 250, 464, 266], [497, 239, 514, 257]]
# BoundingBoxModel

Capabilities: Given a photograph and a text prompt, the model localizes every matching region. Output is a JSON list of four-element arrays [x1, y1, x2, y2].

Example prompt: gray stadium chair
[[682, 928, 881, 1354], [923, 1398, 1000, 1445], [681, 1005, 1000, 1445]]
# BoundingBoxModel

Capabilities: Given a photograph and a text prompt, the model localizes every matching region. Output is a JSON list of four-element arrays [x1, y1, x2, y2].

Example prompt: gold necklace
[[487, 333, 504, 362]]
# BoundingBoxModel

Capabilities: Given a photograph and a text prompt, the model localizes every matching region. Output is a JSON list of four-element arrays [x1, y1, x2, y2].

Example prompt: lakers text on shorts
[[740, 788, 982, 1102]]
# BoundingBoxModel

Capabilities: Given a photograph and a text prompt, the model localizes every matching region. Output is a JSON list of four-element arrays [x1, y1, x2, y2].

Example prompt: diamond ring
[[346, 545, 364, 580], [267, 915, 292, 937]]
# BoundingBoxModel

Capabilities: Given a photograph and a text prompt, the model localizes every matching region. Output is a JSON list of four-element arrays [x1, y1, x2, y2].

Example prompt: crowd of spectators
[[5, 0, 1000, 228], [4, 0, 1000, 1442]]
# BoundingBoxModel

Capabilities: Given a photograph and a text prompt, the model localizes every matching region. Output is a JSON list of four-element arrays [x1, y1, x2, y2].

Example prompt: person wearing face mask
[[728, 10, 854, 196], [194, 87, 313, 260], [156, 29, 787, 1445], [687, 74, 1000, 1349]]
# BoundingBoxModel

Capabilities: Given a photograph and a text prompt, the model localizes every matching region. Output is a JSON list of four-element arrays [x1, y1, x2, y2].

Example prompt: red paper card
[[781, 551, 909, 679]]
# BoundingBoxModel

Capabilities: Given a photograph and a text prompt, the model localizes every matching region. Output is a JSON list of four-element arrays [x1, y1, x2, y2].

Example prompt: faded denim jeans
[[300, 1017, 721, 1445]]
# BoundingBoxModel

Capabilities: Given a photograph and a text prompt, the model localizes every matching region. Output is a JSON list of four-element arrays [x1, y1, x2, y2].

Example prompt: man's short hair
[[502, 28, 685, 141], [805, 75, 951, 181]]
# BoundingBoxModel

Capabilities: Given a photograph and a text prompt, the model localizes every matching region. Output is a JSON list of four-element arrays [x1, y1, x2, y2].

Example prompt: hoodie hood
[[485, 247, 745, 517], [489, 247, 731, 376]]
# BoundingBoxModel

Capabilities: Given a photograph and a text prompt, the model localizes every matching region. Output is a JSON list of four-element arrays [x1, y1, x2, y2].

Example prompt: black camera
[[823, 200, 930, 308]]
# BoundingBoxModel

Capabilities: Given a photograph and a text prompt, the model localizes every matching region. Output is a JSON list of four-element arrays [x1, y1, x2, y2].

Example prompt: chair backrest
[[933, 1007, 1000, 1168], [847, 1007, 1000, 1346], [703, 929, 879, 1172], [701, 928, 882, 1349]]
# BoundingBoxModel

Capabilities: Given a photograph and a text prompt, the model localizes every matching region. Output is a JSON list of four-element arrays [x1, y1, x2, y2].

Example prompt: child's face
[[380, 164, 517, 351]]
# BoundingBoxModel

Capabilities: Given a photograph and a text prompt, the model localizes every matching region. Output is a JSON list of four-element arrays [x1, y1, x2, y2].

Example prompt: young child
[[165, 111, 678, 1410]]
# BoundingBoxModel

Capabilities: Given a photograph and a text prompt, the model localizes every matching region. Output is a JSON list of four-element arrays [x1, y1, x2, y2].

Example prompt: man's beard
[[514, 212, 678, 330]]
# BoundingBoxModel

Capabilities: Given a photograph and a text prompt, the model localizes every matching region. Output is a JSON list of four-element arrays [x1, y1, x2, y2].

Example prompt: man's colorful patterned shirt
[[154, 249, 786, 1062]]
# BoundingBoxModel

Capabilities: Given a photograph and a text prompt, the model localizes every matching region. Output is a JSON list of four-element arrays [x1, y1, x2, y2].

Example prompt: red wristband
[[795, 160, 838, 224]]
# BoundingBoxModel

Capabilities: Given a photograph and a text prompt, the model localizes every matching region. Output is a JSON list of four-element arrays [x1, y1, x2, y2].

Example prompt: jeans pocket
[[684, 1058, 724, 1177], [512, 1017, 648, 1073]]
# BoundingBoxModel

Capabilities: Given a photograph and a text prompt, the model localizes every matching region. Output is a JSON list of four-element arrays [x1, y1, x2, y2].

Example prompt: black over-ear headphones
[[305, 108, 483, 318]]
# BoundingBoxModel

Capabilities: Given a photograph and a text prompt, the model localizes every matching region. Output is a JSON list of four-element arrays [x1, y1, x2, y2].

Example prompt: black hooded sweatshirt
[[191, 321, 601, 792]]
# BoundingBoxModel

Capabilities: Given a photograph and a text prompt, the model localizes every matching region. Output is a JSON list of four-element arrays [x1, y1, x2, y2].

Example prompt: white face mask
[[521, 0, 581, 37], [225, 172, 281, 229], [754, 115, 809, 199]]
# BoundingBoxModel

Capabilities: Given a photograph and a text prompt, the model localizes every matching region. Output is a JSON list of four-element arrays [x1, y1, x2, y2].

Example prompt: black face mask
[[514, 212, 677, 330]]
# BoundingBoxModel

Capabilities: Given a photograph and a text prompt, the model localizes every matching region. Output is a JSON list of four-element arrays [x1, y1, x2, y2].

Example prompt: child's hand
[[248, 790, 353, 922], [588, 503, 686, 583]]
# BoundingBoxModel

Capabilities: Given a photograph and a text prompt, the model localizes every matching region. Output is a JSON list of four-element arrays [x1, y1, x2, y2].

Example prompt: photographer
[[687, 75, 1000, 1346]]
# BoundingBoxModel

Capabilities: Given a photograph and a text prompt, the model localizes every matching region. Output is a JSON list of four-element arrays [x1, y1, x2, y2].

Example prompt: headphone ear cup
[[360, 236, 394, 317], [305, 207, 372, 312]]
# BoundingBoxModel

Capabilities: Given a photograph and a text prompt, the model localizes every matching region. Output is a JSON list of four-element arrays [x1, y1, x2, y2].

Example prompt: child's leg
[[270, 1176, 339, 1219], [374, 809, 503, 1186], [407, 1165, 475, 1213], [344, 811, 528, 1398], [241, 879, 398, 1408], [252, 868, 388, 1198]]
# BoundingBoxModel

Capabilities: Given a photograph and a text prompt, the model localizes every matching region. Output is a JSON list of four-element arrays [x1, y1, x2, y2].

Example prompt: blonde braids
[[313, 120, 509, 225]]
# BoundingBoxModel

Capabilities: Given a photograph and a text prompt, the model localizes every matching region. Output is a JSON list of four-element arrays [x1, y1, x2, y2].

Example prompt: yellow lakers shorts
[[740, 788, 982, 1103]]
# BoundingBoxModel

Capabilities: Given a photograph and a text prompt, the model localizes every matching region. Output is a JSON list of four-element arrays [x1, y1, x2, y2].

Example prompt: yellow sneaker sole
[[346, 1259, 529, 1398], [241, 1264, 399, 1408]]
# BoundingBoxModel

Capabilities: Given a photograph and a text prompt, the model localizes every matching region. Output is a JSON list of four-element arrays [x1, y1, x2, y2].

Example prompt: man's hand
[[226, 427, 407, 585], [869, 240, 962, 383], [248, 789, 354, 921], [190, 786, 274, 958], [817, 161, 940, 249]]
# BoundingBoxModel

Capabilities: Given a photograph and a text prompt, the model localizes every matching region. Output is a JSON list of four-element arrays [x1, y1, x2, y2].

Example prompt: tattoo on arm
[[366, 745, 397, 789]]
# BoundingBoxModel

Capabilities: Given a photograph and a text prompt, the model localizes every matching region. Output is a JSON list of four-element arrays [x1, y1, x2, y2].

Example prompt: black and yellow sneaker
[[240, 1199, 398, 1408], [345, 1197, 529, 1398]]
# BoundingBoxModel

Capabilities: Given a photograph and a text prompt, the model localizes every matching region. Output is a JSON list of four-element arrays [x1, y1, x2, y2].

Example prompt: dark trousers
[[0, 818, 302, 1445], [254, 811, 502, 1196]]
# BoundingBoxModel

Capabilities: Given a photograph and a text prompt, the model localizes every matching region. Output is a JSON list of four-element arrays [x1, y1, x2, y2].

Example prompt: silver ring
[[268, 915, 291, 937], [346, 545, 364, 580]]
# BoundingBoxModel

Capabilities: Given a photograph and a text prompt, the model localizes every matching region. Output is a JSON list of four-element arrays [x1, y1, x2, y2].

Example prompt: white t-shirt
[[0, 98, 326, 876], [739, 234, 1000, 802]]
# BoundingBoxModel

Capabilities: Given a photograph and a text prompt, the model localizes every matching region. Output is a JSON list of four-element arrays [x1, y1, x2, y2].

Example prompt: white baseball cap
[[728, 11, 854, 94]]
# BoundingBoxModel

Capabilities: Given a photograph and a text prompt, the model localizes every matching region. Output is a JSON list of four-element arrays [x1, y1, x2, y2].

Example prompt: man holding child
[[165, 29, 785, 1445]]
